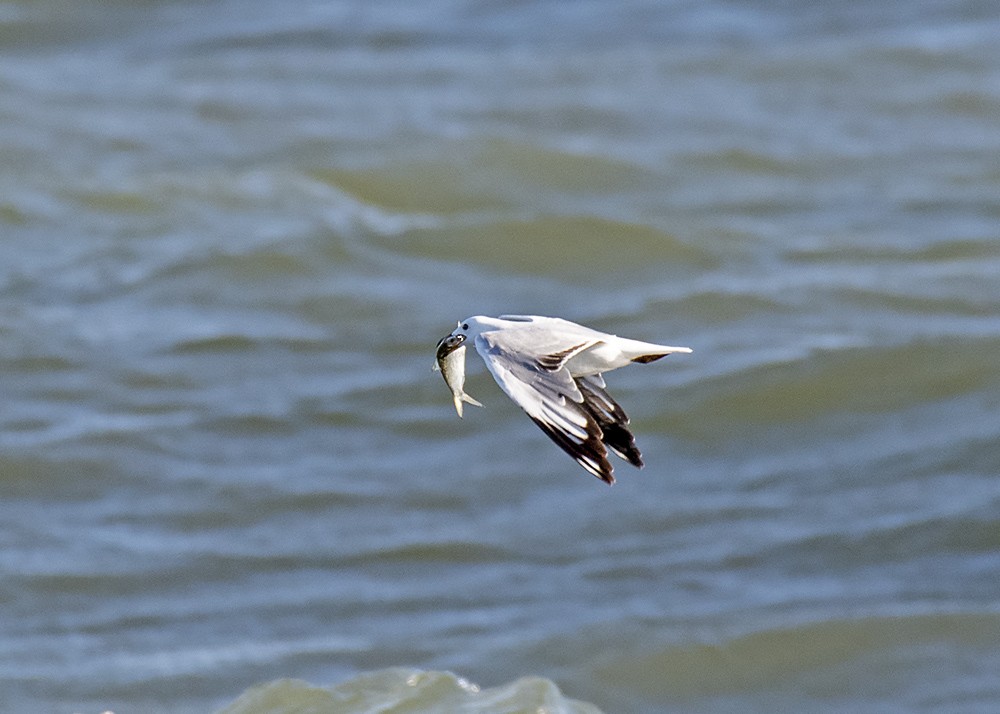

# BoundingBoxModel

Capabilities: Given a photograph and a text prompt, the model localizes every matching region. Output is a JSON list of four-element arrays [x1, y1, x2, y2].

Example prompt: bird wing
[[474, 328, 629, 483]]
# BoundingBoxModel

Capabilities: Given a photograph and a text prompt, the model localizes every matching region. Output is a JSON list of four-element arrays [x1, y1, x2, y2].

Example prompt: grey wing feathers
[[474, 332, 643, 484]]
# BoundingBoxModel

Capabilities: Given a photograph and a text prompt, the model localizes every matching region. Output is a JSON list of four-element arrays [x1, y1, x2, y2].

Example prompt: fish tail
[[452, 392, 483, 418]]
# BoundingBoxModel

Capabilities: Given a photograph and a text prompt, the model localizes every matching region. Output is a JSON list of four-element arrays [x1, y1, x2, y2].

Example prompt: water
[[2, 1, 999, 712]]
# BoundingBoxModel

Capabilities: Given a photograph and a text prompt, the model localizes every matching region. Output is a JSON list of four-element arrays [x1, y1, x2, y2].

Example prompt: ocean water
[[2, 1, 1000, 712]]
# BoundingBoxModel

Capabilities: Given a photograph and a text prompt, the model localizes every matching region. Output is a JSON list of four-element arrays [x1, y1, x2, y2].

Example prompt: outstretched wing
[[474, 329, 642, 484]]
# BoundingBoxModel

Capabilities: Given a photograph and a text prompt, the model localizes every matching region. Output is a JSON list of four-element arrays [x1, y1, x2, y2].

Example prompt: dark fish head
[[435, 333, 466, 360]]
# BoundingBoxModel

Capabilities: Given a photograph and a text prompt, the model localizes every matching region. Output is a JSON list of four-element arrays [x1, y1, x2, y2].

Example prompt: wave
[[370, 214, 713, 278], [659, 335, 1000, 435], [218, 668, 603, 714], [592, 611, 1000, 704]]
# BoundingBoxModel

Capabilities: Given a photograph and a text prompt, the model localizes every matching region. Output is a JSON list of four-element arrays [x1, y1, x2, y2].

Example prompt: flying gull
[[435, 315, 691, 484]]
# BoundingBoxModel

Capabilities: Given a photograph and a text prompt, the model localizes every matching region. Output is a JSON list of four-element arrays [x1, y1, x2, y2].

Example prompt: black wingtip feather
[[528, 415, 616, 485], [602, 423, 644, 468], [576, 377, 644, 471]]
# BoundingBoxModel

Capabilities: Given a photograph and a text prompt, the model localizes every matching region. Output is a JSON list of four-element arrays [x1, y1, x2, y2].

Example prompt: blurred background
[[2, 1, 999, 712]]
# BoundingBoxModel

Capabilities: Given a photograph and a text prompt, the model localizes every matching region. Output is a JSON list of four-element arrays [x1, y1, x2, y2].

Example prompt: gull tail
[[627, 343, 693, 364], [453, 392, 484, 418]]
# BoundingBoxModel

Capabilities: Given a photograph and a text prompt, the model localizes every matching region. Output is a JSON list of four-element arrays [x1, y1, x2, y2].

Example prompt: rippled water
[[2, 1, 1000, 712]]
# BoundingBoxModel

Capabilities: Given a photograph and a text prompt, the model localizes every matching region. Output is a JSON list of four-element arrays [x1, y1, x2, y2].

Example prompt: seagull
[[435, 315, 691, 484]]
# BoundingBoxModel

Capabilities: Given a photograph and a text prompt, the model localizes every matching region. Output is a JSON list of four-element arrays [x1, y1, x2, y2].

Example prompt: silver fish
[[434, 334, 483, 418]]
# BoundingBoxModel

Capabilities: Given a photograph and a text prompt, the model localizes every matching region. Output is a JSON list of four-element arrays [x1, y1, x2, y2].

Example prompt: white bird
[[435, 315, 692, 484]]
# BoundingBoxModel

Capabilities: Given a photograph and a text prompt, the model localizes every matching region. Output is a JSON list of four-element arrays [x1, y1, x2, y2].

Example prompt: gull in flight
[[435, 315, 691, 484]]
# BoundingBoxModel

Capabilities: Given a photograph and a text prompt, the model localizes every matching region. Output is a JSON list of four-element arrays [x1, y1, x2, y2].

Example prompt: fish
[[434, 333, 484, 418]]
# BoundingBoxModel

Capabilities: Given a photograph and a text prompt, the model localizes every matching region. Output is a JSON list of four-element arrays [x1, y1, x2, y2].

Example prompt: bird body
[[436, 315, 691, 484]]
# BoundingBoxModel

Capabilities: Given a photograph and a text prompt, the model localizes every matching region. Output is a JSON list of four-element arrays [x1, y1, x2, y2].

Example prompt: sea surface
[[2, 1, 999, 712]]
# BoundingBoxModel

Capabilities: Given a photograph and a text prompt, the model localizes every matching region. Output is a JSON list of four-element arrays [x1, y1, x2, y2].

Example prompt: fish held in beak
[[434, 334, 483, 418]]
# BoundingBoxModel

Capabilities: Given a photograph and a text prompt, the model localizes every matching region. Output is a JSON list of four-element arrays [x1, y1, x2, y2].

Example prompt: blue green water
[[2, 1, 999, 712]]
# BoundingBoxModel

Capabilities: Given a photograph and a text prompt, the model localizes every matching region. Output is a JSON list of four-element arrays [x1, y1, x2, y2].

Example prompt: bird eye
[[462, 323, 469, 330]]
